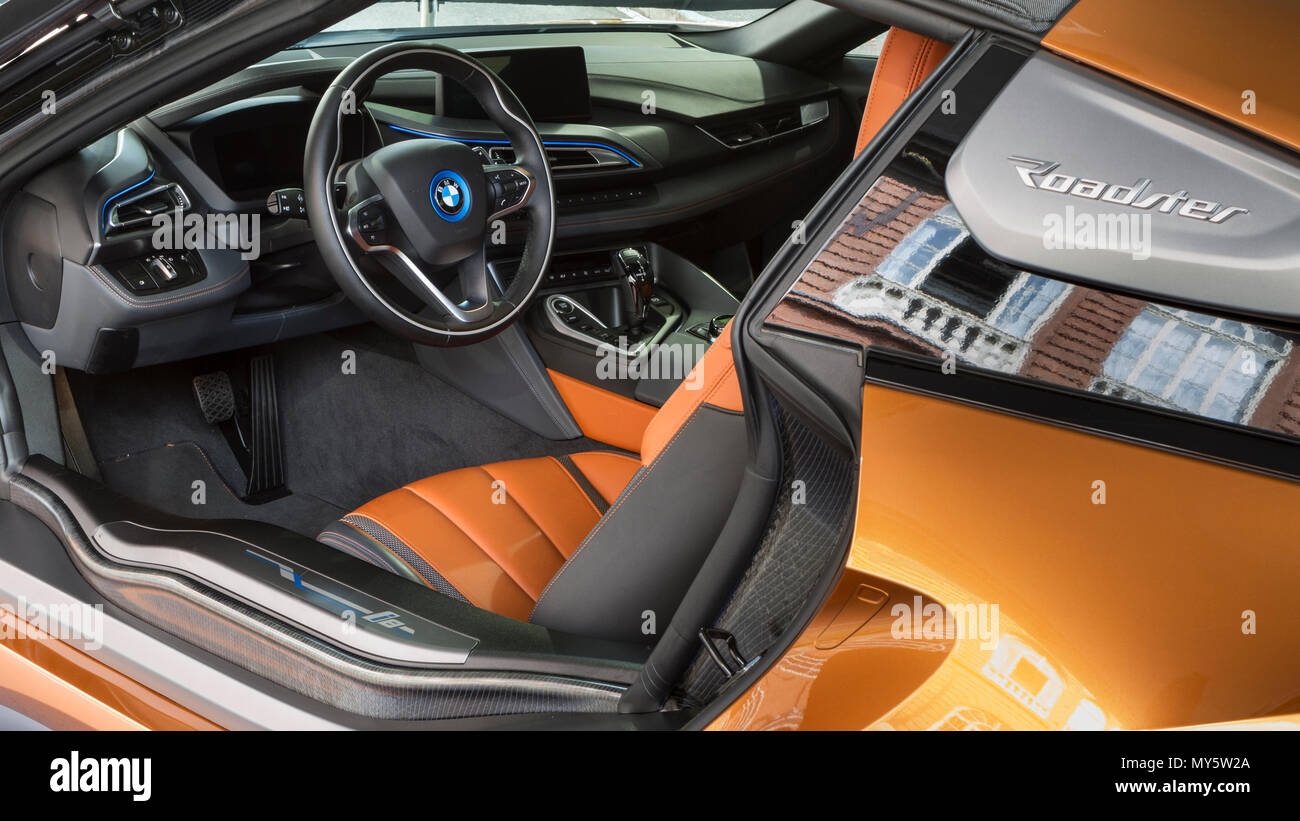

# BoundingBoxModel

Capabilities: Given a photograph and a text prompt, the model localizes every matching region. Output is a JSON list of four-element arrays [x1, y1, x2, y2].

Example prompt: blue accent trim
[[386, 124, 642, 168], [429, 169, 471, 221], [244, 550, 414, 639], [99, 169, 156, 232]]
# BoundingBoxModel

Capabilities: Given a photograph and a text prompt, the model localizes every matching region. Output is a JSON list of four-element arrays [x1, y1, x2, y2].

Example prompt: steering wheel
[[304, 43, 555, 346]]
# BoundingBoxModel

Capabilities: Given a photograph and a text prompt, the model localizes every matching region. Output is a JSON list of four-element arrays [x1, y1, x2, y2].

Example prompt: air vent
[[484, 144, 634, 172], [700, 100, 831, 149], [106, 182, 190, 234]]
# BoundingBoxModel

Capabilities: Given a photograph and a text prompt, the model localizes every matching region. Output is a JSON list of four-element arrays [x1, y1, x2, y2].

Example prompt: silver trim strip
[[106, 181, 191, 232]]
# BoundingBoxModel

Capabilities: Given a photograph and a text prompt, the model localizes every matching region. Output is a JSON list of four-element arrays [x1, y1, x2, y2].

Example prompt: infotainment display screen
[[440, 46, 591, 122]]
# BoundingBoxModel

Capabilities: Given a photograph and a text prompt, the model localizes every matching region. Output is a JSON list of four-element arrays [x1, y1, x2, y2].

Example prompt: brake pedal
[[192, 371, 236, 425]]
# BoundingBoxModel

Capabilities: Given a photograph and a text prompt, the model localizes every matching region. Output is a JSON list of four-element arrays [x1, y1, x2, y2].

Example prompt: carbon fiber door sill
[[93, 520, 479, 667]]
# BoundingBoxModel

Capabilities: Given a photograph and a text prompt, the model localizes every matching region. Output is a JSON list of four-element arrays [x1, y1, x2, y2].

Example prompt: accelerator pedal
[[244, 354, 287, 503]]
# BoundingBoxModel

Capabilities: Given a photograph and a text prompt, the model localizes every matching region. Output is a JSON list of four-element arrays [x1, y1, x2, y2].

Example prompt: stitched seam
[[481, 462, 571, 564], [908, 38, 929, 93], [569, 452, 639, 505], [319, 529, 404, 574], [353, 506, 499, 609], [703, 361, 741, 411], [87, 263, 249, 309], [558, 455, 610, 513], [548, 456, 604, 517], [530, 407, 710, 619], [646, 358, 735, 463], [505, 338, 576, 434], [398, 480, 541, 602], [860, 28, 899, 141]]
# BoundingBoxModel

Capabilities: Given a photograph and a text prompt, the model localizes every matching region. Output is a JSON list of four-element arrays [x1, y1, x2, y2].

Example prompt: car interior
[[0, 0, 949, 725]]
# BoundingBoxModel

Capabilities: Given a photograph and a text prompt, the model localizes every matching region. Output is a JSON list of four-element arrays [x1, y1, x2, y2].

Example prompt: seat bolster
[[530, 404, 748, 643], [640, 325, 743, 465], [855, 28, 951, 155], [566, 451, 641, 506], [318, 517, 470, 602]]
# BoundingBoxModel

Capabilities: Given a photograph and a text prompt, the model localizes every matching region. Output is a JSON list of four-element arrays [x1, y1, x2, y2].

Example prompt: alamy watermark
[[890, 595, 1000, 651], [595, 340, 707, 389], [151, 207, 261, 260], [0, 597, 103, 651], [1042, 205, 1151, 261]]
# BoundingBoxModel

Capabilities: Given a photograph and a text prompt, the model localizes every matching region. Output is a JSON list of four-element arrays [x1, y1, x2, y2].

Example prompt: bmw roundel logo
[[430, 171, 471, 221]]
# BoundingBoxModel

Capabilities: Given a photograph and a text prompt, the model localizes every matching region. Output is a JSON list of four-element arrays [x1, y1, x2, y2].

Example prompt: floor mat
[[98, 442, 344, 539], [268, 326, 599, 512], [69, 324, 605, 530]]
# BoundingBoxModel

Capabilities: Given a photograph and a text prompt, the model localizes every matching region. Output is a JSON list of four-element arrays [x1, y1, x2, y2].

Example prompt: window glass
[[326, 0, 789, 34]]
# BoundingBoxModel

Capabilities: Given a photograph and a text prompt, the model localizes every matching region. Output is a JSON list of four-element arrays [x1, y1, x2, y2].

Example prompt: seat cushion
[[318, 452, 640, 621]]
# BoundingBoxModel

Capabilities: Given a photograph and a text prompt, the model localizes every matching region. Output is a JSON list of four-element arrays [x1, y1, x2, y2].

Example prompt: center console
[[518, 243, 738, 407], [415, 242, 740, 440]]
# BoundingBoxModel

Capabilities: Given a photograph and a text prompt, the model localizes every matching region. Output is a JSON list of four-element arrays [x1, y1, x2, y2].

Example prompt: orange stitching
[[87, 263, 249, 310]]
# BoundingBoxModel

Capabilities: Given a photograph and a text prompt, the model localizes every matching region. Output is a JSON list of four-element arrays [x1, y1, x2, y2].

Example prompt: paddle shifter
[[615, 247, 655, 329]]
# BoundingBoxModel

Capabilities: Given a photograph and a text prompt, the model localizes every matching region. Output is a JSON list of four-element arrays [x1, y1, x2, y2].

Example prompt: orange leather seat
[[855, 28, 950, 155], [318, 329, 743, 630]]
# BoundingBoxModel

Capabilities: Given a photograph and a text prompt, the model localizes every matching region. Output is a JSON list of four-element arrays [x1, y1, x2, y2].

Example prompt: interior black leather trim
[[530, 404, 748, 644]]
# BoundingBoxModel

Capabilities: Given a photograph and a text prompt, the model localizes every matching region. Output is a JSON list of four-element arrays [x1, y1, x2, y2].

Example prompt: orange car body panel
[[0, 609, 220, 730], [710, 384, 1300, 730], [1045, 0, 1300, 153]]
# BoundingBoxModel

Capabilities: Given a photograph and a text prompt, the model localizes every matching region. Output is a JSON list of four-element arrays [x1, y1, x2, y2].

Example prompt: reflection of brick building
[[768, 176, 1300, 439]]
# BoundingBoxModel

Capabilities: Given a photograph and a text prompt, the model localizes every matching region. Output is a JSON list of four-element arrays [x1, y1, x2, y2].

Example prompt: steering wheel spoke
[[346, 194, 494, 324]]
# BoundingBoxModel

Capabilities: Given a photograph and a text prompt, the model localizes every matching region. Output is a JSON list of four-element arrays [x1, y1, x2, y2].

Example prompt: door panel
[[711, 384, 1300, 730], [708, 33, 1300, 729]]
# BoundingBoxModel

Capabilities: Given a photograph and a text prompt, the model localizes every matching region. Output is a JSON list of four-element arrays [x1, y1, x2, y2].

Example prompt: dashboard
[[2, 30, 848, 373]]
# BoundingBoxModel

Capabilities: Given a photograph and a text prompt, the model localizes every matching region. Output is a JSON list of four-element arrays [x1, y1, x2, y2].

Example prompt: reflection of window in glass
[[917, 247, 1014, 317], [982, 636, 1064, 720], [834, 204, 1072, 373], [875, 206, 1069, 333], [877, 204, 967, 288], [988, 274, 1070, 338], [1097, 307, 1292, 424], [848, 31, 890, 58]]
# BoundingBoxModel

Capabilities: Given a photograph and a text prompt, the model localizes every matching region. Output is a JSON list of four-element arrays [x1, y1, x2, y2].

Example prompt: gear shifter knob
[[616, 247, 654, 328]]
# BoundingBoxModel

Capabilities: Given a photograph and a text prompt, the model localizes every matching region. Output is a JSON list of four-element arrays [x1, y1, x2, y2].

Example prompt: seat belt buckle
[[699, 627, 758, 679]]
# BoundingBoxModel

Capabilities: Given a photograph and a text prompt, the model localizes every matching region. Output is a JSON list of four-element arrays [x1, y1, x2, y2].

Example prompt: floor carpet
[[69, 324, 601, 537]]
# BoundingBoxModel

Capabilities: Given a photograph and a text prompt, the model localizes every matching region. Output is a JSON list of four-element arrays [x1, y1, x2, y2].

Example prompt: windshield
[[325, 0, 787, 34]]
